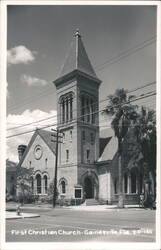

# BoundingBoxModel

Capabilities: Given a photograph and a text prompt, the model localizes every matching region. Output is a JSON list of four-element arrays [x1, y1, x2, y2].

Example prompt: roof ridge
[[37, 129, 56, 154], [17, 131, 38, 167]]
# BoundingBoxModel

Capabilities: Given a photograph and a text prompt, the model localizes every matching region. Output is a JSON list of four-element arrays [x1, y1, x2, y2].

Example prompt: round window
[[34, 145, 43, 160]]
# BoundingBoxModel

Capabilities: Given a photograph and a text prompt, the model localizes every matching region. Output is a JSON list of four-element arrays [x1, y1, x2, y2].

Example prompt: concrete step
[[85, 199, 100, 206]]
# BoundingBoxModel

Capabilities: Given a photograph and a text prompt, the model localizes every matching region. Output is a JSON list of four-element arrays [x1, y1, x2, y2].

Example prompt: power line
[[128, 81, 156, 94], [7, 36, 156, 112], [95, 36, 155, 69], [7, 98, 156, 152], [7, 114, 56, 131], [6, 91, 156, 139], [8, 121, 157, 150], [7, 81, 156, 132], [95, 37, 156, 72], [7, 82, 156, 133], [98, 82, 156, 107]]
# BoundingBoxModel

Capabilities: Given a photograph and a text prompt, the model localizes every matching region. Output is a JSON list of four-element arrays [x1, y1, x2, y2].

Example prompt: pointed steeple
[[54, 29, 101, 85]]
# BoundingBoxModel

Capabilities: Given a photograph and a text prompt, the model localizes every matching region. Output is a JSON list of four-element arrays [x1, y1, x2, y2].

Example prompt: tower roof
[[54, 29, 101, 85]]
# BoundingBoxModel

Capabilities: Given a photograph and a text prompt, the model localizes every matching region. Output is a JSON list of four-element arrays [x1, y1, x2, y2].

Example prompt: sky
[[6, 4, 157, 162]]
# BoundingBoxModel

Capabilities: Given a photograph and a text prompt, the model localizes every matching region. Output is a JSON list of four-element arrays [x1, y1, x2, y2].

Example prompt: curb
[[6, 212, 40, 220]]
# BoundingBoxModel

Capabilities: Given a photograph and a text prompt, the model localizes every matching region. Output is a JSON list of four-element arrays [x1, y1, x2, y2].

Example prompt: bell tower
[[54, 30, 101, 199]]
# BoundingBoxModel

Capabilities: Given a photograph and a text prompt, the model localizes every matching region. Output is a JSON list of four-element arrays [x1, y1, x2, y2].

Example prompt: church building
[[17, 30, 143, 205]]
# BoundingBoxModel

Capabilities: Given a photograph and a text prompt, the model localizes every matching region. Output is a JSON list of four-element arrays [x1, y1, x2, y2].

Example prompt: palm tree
[[134, 107, 156, 207], [104, 88, 138, 208]]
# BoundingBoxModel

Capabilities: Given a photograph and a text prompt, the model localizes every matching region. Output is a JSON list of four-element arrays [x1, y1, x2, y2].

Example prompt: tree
[[134, 107, 156, 207], [16, 166, 34, 205], [104, 88, 138, 208]]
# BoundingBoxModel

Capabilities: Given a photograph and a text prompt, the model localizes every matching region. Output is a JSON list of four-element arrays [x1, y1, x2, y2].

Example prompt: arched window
[[81, 96, 85, 122], [45, 158, 48, 168], [70, 130, 72, 141], [43, 175, 48, 194], [30, 176, 34, 193], [86, 98, 90, 122], [61, 180, 66, 194], [91, 99, 95, 124], [131, 171, 137, 193], [62, 99, 65, 123], [114, 178, 118, 194], [124, 173, 128, 193], [69, 94, 73, 120], [66, 97, 69, 122], [36, 174, 41, 194], [66, 149, 69, 162], [59, 178, 67, 194], [60, 92, 74, 124]]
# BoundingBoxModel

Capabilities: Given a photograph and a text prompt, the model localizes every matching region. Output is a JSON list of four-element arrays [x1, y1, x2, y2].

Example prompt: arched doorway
[[84, 177, 94, 199]]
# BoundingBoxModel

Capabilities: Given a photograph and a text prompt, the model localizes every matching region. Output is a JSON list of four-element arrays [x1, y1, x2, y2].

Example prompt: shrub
[[70, 198, 82, 206]]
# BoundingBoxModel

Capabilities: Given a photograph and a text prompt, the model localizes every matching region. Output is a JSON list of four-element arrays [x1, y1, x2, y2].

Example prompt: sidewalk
[[6, 202, 52, 211], [68, 204, 141, 211], [6, 211, 40, 220], [6, 202, 141, 213], [6, 204, 142, 220]]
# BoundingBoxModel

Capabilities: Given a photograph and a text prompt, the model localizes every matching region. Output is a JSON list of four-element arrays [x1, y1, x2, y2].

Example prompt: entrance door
[[84, 177, 93, 198]]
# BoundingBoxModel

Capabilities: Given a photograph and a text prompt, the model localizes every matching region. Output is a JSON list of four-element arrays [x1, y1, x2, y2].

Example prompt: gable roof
[[98, 136, 118, 162], [98, 128, 118, 162], [37, 129, 57, 154], [99, 137, 112, 157], [98, 127, 144, 166], [18, 127, 118, 166], [54, 30, 101, 85], [18, 129, 56, 167]]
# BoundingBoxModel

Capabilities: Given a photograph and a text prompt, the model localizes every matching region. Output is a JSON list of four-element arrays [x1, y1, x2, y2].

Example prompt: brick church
[[17, 30, 143, 204]]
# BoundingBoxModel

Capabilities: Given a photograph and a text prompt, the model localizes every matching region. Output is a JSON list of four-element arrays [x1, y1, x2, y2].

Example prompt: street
[[6, 207, 155, 242]]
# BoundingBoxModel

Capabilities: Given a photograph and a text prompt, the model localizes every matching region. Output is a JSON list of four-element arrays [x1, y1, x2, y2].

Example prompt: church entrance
[[84, 177, 94, 199]]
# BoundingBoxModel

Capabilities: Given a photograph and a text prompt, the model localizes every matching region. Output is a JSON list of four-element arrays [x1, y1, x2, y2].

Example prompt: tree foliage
[[16, 166, 34, 204], [104, 88, 156, 207], [103, 88, 138, 207], [134, 107, 156, 182], [104, 88, 138, 151]]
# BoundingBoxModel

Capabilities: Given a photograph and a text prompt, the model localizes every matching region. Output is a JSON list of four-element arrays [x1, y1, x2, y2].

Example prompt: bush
[[6, 194, 14, 202], [39, 197, 45, 203], [16, 191, 36, 204], [45, 194, 53, 204], [143, 196, 155, 209], [70, 198, 83, 206]]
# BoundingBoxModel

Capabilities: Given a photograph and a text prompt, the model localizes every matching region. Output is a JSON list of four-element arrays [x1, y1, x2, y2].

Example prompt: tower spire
[[74, 28, 81, 37], [54, 30, 101, 86]]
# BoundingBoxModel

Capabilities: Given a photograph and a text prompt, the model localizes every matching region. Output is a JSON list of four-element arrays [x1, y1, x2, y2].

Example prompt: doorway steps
[[85, 199, 100, 206]]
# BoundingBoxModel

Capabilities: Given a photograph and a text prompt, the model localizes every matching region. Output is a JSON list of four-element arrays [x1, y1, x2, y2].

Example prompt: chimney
[[18, 145, 27, 161]]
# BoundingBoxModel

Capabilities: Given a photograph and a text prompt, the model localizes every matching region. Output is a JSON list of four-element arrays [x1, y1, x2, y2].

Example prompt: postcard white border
[[0, 1, 160, 250]]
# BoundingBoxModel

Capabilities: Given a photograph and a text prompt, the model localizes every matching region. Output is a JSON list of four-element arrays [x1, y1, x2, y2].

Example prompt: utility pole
[[51, 128, 62, 208]]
